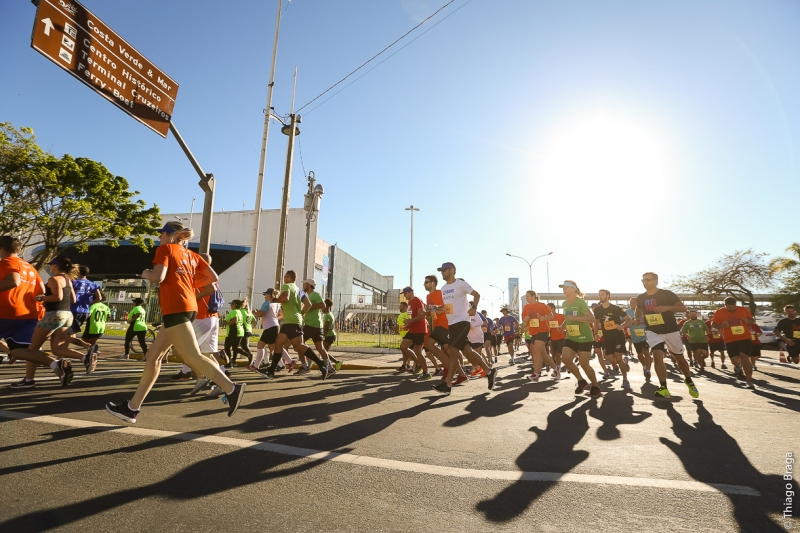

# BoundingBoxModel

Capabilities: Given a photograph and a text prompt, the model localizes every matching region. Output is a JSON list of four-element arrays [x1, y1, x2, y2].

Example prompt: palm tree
[[770, 243, 800, 274]]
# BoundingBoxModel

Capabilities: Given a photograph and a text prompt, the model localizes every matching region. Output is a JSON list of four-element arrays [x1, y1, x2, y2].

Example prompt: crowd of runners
[[1, 227, 799, 425]]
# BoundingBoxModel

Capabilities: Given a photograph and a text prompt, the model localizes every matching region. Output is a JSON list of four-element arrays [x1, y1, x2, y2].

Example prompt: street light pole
[[189, 197, 195, 229], [302, 171, 324, 281], [489, 284, 506, 308], [405, 205, 419, 288], [506, 251, 553, 292]]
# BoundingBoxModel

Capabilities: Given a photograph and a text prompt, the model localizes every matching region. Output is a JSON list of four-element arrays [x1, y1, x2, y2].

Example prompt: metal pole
[[528, 264, 533, 294], [302, 173, 315, 281], [404, 205, 419, 287], [274, 69, 299, 290], [189, 197, 195, 228], [547, 262, 550, 298], [169, 121, 214, 255], [247, 0, 282, 302]]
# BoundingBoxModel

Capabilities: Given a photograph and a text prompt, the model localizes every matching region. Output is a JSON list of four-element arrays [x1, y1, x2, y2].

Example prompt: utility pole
[[274, 68, 300, 289], [405, 205, 419, 287], [246, 0, 283, 303], [302, 171, 324, 280]]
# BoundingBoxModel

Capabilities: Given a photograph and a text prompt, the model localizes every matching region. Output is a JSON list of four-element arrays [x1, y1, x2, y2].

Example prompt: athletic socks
[[281, 349, 292, 365], [254, 347, 266, 368], [182, 364, 191, 373]]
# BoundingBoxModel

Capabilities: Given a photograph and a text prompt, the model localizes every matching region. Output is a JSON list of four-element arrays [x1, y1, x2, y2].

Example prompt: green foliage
[[770, 243, 800, 312], [0, 122, 161, 269]]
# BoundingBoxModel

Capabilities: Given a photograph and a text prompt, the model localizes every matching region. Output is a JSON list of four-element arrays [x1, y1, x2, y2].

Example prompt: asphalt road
[[1, 349, 798, 532]]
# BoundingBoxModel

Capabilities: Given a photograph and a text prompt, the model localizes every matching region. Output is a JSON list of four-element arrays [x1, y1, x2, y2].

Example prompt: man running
[[774, 305, 800, 364], [68, 264, 102, 352], [547, 303, 566, 372], [399, 287, 431, 380], [680, 310, 710, 371], [431, 263, 497, 394], [706, 316, 728, 369], [593, 290, 632, 388], [522, 290, 560, 383], [424, 274, 456, 380], [635, 272, 698, 399], [626, 298, 652, 381], [711, 297, 757, 389], [498, 307, 519, 364], [302, 278, 338, 374]]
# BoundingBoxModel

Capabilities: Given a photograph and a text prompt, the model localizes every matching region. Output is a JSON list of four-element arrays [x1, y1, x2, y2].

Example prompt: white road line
[[0, 409, 760, 497]]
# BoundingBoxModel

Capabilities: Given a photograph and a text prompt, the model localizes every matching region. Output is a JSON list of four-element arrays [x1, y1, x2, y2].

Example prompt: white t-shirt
[[441, 279, 474, 325], [468, 313, 484, 344], [260, 302, 280, 330]]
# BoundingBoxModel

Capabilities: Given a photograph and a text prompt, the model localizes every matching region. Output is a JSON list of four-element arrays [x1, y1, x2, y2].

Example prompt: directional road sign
[[30, 0, 179, 137]]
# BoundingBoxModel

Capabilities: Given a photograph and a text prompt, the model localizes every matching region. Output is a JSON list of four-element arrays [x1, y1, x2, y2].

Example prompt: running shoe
[[487, 368, 498, 389], [453, 374, 468, 386], [478, 368, 488, 378], [83, 346, 98, 374], [509, 358, 516, 365], [105, 400, 139, 423], [527, 373, 540, 383], [644, 369, 652, 383], [9, 378, 35, 389], [654, 386, 671, 398], [334, 360, 343, 372], [721, 363, 728, 370], [321, 366, 330, 380], [735, 366, 745, 381], [433, 368, 443, 377], [247, 364, 259, 372], [224, 383, 246, 417], [190, 378, 211, 395], [432, 381, 451, 395], [286, 360, 296, 373], [470, 367, 482, 377], [206, 386, 226, 398], [119, 354, 129, 360], [685, 379, 699, 398], [171, 369, 195, 381], [746, 381, 756, 390], [413, 366, 423, 375], [588, 385, 602, 398], [552, 366, 561, 380], [711, 361, 716, 368], [55, 359, 73, 387], [622, 379, 631, 389], [417, 372, 432, 381], [257, 369, 275, 379], [294, 366, 310, 376], [574, 380, 588, 394], [327, 365, 338, 377]]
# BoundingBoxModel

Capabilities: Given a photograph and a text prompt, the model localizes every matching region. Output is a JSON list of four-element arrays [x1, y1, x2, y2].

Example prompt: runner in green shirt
[[681, 310, 710, 371], [224, 300, 248, 367], [301, 279, 339, 373], [122, 299, 148, 360], [322, 297, 341, 370], [81, 296, 108, 373], [238, 298, 254, 366], [558, 280, 601, 397]]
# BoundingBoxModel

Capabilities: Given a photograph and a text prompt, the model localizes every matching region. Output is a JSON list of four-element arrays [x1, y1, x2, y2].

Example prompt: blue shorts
[[0, 318, 38, 347]]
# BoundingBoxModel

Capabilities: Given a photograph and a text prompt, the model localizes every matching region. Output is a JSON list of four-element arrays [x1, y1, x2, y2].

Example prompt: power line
[[296, 0, 459, 113]]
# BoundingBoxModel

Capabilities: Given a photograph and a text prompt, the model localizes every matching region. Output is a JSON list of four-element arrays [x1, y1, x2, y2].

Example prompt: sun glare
[[537, 112, 671, 206]]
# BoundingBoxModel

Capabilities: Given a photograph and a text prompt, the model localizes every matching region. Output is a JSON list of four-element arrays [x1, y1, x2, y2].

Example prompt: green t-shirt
[[681, 319, 709, 344], [323, 311, 336, 337], [397, 312, 409, 338], [129, 305, 147, 332], [562, 298, 593, 343], [87, 302, 110, 335], [304, 291, 324, 328], [242, 308, 254, 333], [226, 309, 244, 337], [281, 283, 303, 325]]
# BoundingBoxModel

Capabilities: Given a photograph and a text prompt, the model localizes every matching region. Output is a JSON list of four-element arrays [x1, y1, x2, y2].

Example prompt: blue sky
[[2, 0, 798, 307]]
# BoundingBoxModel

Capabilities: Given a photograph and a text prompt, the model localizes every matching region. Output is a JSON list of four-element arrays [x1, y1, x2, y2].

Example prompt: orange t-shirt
[[426, 290, 448, 329], [548, 313, 566, 341], [154, 244, 209, 315], [522, 302, 552, 335], [711, 307, 753, 343], [195, 283, 219, 320], [0, 256, 43, 320]]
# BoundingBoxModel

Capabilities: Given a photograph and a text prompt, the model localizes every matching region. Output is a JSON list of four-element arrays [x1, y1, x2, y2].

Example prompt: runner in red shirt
[[400, 286, 431, 380], [546, 303, 566, 370], [521, 290, 560, 383], [711, 297, 756, 389]]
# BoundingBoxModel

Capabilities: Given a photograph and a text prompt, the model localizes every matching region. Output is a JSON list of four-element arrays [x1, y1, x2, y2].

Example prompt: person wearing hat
[[430, 262, 497, 394], [301, 278, 339, 374], [252, 288, 293, 374], [423, 274, 454, 379], [400, 286, 431, 381], [498, 306, 519, 364]]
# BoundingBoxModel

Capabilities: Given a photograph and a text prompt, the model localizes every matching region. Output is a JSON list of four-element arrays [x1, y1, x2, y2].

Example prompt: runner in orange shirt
[[711, 296, 756, 389], [106, 222, 246, 423], [0, 237, 44, 365], [522, 290, 560, 383], [424, 274, 460, 382]]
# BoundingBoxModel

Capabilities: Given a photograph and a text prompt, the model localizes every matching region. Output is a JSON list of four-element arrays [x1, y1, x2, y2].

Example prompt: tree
[[0, 123, 161, 269], [670, 249, 773, 315], [769, 243, 800, 312]]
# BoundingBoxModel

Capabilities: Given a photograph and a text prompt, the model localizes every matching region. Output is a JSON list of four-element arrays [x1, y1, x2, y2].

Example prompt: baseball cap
[[303, 279, 316, 287], [558, 280, 578, 289], [437, 262, 455, 271], [49, 257, 65, 268], [262, 288, 274, 296], [401, 286, 413, 294], [159, 222, 174, 234]]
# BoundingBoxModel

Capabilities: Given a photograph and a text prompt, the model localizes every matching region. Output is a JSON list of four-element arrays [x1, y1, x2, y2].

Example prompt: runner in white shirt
[[431, 262, 498, 394], [253, 289, 294, 376], [467, 303, 490, 377]]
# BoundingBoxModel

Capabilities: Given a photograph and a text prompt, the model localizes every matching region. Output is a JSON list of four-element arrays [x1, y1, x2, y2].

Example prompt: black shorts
[[726, 339, 753, 358], [550, 338, 565, 354], [787, 344, 800, 360], [470, 342, 483, 349], [593, 341, 604, 349], [688, 342, 708, 352], [708, 341, 725, 354], [493, 335, 502, 346], [325, 335, 336, 344], [602, 331, 626, 353], [751, 345, 761, 358], [531, 331, 550, 343], [259, 326, 278, 345], [633, 340, 648, 355], [279, 323, 303, 340], [303, 325, 325, 343], [71, 312, 89, 334], [448, 321, 471, 350], [564, 339, 594, 353], [163, 311, 196, 328], [430, 326, 449, 346], [483, 333, 493, 343], [405, 332, 426, 346]]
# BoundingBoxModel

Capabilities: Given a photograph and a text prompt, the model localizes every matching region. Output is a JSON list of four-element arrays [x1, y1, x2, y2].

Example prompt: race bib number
[[730, 325, 745, 335], [443, 304, 453, 315], [712, 332, 721, 339], [751, 334, 756, 341], [566, 325, 581, 337], [597, 330, 604, 338], [504, 326, 511, 332], [548, 320, 559, 328], [603, 320, 616, 331], [632, 328, 646, 337], [529, 319, 540, 328], [793, 331, 800, 339], [646, 314, 665, 326]]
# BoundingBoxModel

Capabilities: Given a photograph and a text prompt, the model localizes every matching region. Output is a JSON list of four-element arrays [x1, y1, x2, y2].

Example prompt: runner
[[400, 286, 431, 381], [262, 270, 329, 379], [301, 279, 338, 374], [558, 280, 601, 398], [238, 297, 255, 364], [546, 302, 566, 372], [498, 307, 519, 365], [396, 300, 413, 372], [480, 309, 494, 363], [79, 293, 109, 372], [711, 297, 756, 389], [223, 300, 247, 368], [253, 289, 294, 377], [424, 274, 455, 380], [0, 236, 46, 388], [106, 222, 245, 422], [322, 298, 342, 371], [706, 316, 728, 369], [493, 318, 502, 362], [468, 301, 490, 377], [9, 256, 89, 389], [680, 310, 710, 371], [626, 298, 652, 381], [749, 321, 763, 371], [431, 263, 497, 394], [68, 264, 102, 350], [522, 290, 560, 383], [593, 290, 632, 388], [122, 298, 149, 361], [774, 305, 800, 364], [635, 272, 699, 399]]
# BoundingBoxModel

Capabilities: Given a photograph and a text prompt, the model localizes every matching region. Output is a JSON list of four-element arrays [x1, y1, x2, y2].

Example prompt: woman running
[[105, 221, 245, 423], [10, 256, 91, 388], [522, 290, 560, 383], [238, 297, 255, 364], [121, 297, 148, 360], [558, 280, 601, 398], [252, 289, 293, 373]]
